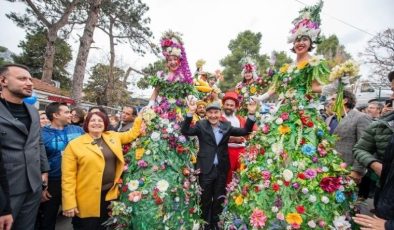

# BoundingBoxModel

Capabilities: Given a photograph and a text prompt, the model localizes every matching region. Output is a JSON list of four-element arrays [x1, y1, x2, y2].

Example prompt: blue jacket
[[41, 125, 84, 180]]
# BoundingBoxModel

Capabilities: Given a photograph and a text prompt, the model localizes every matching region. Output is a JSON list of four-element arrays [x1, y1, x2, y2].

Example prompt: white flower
[[171, 47, 181, 56], [292, 161, 299, 167], [277, 180, 283, 186], [309, 55, 323, 67], [282, 169, 293, 182], [272, 142, 283, 155], [156, 180, 169, 192], [267, 159, 273, 165], [174, 197, 180, 202], [302, 188, 309, 194], [167, 127, 174, 134], [333, 216, 351, 230], [308, 220, 317, 228], [151, 132, 161, 141], [145, 150, 151, 155], [161, 118, 170, 125], [278, 93, 285, 100], [128, 180, 139, 191], [308, 195, 317, 202], [287, 64, 295, 73], [168, 98, 176, 104], [322, 166, 329, 172], [321, 196, 329, 204], [271, 206, 279, 213], [275, 118, 283, 125], [297, 161, 306, 170]]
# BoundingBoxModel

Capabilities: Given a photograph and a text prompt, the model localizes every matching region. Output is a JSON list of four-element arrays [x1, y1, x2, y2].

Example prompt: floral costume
[[108, 31, 202, 229], [222, 54, 358, 229]]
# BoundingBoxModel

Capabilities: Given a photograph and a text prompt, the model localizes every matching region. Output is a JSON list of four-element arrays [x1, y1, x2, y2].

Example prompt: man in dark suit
[[0, 64, 49, 229], [181, 99, 257, 230]]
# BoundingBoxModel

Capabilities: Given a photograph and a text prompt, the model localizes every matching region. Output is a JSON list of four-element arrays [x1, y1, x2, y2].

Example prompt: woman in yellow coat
[[62, 111, 142, 229]]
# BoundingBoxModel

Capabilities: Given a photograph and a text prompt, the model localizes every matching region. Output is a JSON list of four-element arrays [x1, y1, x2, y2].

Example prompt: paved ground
[[55, 215, 72, 230]]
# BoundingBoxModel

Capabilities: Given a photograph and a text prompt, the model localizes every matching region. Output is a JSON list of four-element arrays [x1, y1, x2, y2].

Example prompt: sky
[[0, 0, 393, 98]]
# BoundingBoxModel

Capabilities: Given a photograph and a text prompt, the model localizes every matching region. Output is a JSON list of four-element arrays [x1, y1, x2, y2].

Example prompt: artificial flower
[[250, 86, 257, 94], [282, 169, 294, 182], [308, 195, 317, 203], [135, 148, 145, 160], [128, 180, 139, 191], [321, 196, 329, 204], [333, 216, 351, 230], [335, 191, 346, 203], [128, 191, 142, 202], [280, 64, 290, 73], [275, 118, 284, 125], [151, 131, 161, 142], [250, 208, 267, 228], [278, 125, 291, 135], [156, 180, 170, 192], [307, 220, 317, 228], [297, 60, 309, 70], [301, 144, 316, 156], [320, 176, 340, 193], [295, 205, 305, 214], [285, 212, 303, 225], [235, 195, 244, 206]]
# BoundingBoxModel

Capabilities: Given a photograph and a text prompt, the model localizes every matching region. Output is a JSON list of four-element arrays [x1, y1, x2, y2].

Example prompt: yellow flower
[[278, 125, 291, 135], [286, 212, 303, 225], [190, 155, 197, 164], [297, 60, 309, 70], [135, 148, 145, 160], [235, 195, 244, 206], [250, 86, 257, 94], [279, 64, 289, 73]]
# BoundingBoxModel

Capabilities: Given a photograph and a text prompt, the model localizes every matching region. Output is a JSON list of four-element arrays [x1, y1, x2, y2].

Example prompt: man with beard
[[193, 100, 207, 123], [220, 91, 249, 184], [0, 64, 49, 229]]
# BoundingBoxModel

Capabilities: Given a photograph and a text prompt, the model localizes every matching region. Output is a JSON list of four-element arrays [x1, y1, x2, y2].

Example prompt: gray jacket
[[0, 102, 49, 195], [327, 109, 372, 173]]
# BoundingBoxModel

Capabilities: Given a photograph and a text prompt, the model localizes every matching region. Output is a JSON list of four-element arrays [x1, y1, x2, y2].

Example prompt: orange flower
[[278, 125, 291, 135], [135, 148, 145, 160], [286, 212, 303, 225], [297, 60, 309, 70], [239, 163, 246, 171], [190, 155, 197, 164], [235, 195, 244, 206]]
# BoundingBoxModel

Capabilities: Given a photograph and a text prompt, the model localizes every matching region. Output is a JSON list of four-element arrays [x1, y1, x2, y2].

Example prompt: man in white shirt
[[220, 91, 250, 184]]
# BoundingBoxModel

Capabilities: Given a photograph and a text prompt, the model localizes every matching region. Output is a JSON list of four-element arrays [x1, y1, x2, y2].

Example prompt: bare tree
[[71, 0, 102, 104], [97, 0, 156, 105], [6, 0, 80, 83], [362, 28, 394, 84]]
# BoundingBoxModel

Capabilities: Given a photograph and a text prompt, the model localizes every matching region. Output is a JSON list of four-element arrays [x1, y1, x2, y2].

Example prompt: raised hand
[[247, 98, 258, 115], [186, 95, 197, 114]]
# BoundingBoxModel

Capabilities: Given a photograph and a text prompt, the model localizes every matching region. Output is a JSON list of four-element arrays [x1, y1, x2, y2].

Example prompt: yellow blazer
[[62, 117, 142, 218]]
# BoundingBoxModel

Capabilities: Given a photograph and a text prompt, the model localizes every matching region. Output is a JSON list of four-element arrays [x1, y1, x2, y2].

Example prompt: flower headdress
[[160, 30, 193, 83], [240, 56, 258, 81], [288, 0, 323, 44]]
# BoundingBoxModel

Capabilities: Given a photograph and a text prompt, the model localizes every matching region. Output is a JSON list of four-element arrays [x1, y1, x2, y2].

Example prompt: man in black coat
[[181, 99, 257, 230]]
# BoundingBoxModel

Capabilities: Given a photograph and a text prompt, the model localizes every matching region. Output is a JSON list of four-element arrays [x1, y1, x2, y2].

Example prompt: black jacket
[[181, 116, 255, 175], [0, 143, 11, 215], [374, 134, 394, 230]]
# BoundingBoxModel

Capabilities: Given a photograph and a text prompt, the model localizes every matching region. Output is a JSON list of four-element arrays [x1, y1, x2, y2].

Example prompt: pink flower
[[304, 169, 317, 179], [137, 160, 148, 168], [320, 177, 340, 193], [262, 170, 271, 180], [262, 124, 270, 134], [128, 191, 142, 202], [250, 208, 267, 228], [280, 112, 290, 121]]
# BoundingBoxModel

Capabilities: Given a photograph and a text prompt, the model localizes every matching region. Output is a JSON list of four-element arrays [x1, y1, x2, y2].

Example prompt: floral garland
[[222, 57, 357, 229]]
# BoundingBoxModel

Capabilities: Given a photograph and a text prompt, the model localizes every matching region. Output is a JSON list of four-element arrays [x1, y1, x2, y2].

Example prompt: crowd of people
[[1, 1, 394, 230]]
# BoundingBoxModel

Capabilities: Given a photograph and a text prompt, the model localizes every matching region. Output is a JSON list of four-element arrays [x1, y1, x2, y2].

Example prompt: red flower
[[272, 183, 280, 192], [300, 138, 306, 145], [121, 185, 128, 192], [280, 112, 290, 121], [162, 39, 173, 47], [189, 208, 195, 214], [306, 121, 314, 127], [260, 148, 265, 155], [284, 181, 290, 187], [320, 177, 340, 193], [296, 205, 305, 214], [176, 145, 185, 154], [297, 173, 306, 180]]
